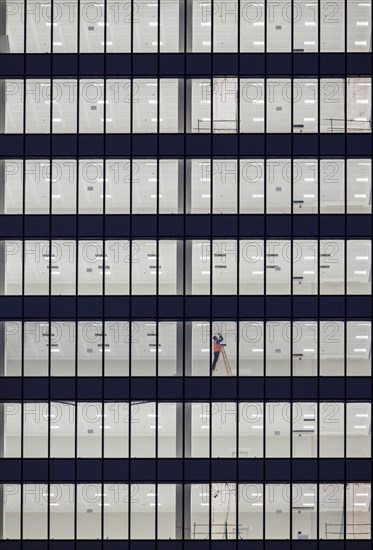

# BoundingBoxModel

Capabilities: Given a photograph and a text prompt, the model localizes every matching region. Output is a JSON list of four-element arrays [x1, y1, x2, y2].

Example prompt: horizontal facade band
[[1, 296, 372, 320], [1, 215, 372, 240], [0, 459, 371, 483], [1, 134, 373, 158], [0, 377, 371, 402], [0, 53, 372, 79]]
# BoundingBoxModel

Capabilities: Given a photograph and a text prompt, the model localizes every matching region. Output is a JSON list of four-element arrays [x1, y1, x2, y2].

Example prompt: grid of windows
[[1, 401, 371, 458], [2, 158, 372, 214], [1, 77, 372, 133], [3, 0, 372, 53], [1, 320, 372, 376], [0, 0, 372, 545], [1, 483, 371, 540]]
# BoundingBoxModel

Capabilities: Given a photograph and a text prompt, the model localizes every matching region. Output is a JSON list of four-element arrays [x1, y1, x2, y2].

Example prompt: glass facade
[[0, 0, 372, 545]]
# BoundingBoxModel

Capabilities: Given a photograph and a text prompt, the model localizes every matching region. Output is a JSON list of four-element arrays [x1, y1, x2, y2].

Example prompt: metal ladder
[[213, 345, 233, 376]]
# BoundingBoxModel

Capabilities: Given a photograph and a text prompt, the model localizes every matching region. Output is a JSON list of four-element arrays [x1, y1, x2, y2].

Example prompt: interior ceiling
[[6, 1, 372, 53]]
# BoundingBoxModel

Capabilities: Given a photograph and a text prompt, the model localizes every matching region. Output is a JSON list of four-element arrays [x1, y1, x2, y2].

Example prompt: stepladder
[[213, 345, 233, 376]]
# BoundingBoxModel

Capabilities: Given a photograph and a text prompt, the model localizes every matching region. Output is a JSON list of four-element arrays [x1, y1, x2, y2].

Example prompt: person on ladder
[[211, 333, 224, 374]]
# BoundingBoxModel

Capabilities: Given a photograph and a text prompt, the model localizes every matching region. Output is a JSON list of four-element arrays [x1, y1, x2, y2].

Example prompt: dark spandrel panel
[[347, 134, 373, 156], [346, 460, 372, 481], [266, 135, 292, 156], [185, 215, 211, 237], [130, 459, 156, 482], [132, 55, 158, 76], [346, 296, 372, 318], [184, 459, 210, 481], [265, 297, 292, 318], [238, 296, 265, 318], [22, 543, 49, 550], [239, 216, 265, 238], [320, 54, 346, 75], [103, 459, 130, 482], [131, 297, 157, 318], [264, 459, 291, 481], [238, 378, 265, 400], [292, 459, 318, 481], [347, 215, 372, 237], [25, 135, 51, 156], [239, 134, 265, 156], [158, 378, 184, 400], [80, 54, 105, 76], [159, 54, 185, 76], [319, 297, 345, 318], [0, 378, 22, 400], [240, 54, 265, 75], [157, 297, 184, 318], [76, 459, 102, 481], [51, 216, 77, 238], [0, 296, 23, 319], [25, 55, 51, 76], [77, 296, 103, 318], [184, 296, 211, 318], [23, 377, 49, 400], [293, 218, 318, 238], [319, 460, 345, 481], [77, 378, 103, 401], [49, 459, 76, 482], [106, 54, 131, 77], [212, 54, 238, 75], [157, 460, 183, 482], [212, 297, 237, 318], [185, 136, 212, 157], [49, 542, 76, 550], [131, 378, 157, 400], [105, 134, 131, 156], [0, 135, 23, 155], [79, 135, 105, 157], [23, 459, 48, 481], [346, 378, 372, 400], [292, 378, 318, 400], [50, 296, 76, 318], [78, 216, 104, 237], [238, 459, 264, 481], [319, 216, 345, 237], [132, 135, 158, 156], [104, 377, 130, 400], [51, 134, 78, 156], [159, 134, 185, 156], [347, 54, 372, 75], [0, 458, 22, 482], [24, 215, 50, 237], [52, 54, 79, 77], [23, 296, 49, 319], [186, 54, 212, 75], [319, 378, 345, 400], [184, 378, 210, 400], [293, 54, 318, 76], [211, 460, 237, 481], [320, 135, 345, 156], [75, 543, 101, 550], [293, 134, 318, 156], [267, 55, 292, 75], [0, 215, 23, 237], [211, 377, 237, 400], [292, 297, 318, 318], [131, 215, 157, 236], [0, 53, 24, 76], [212, 216, 238, 237], [50, 377, 77, 400], [158, 216, 184, 237], [266, 215, 291, 237], [265, 378, 291, 401], [212, 135, 238, 156]]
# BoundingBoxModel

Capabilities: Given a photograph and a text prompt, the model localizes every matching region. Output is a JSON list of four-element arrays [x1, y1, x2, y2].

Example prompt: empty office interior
[[0, 0, 372, 546]]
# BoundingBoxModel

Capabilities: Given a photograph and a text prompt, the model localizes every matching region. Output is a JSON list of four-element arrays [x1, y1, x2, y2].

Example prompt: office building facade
[[0, 1, 372, 546]]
